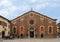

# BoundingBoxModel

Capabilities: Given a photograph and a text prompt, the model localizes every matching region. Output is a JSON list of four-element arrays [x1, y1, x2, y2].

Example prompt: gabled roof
[[0, 15, 11, 22], [12, 10, 57, 21]]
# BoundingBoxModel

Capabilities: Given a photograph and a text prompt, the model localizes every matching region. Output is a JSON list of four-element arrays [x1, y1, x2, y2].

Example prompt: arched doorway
[[41, 33, 44, 38], [29, 27, 35, 38], [30, 31, 34, 38], [20, 33, 24, 38], [2, 31, 5, 38]]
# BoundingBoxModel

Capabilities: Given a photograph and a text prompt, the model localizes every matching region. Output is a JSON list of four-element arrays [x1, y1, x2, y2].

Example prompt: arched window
[[20, 27, 24, 32], [41, 27, 44, 32], [30, 20, 34, 25], [13, 28, 16, 33], [0, 21, 2, 25], [49, 27, 52, 33], [40, 26, 44, 32], [48, 26, 53, 34], [5, 23, 7, 27]]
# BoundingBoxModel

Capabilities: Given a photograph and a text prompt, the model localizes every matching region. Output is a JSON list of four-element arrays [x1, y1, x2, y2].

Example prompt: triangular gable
[[12, 10, 57, 21]]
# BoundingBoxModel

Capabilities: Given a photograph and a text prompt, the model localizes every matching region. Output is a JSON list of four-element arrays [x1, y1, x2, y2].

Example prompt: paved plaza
[[0, 38, 60, 42]]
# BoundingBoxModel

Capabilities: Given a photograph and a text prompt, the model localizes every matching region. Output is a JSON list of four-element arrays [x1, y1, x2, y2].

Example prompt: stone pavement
[[0, 38, 60, 42]]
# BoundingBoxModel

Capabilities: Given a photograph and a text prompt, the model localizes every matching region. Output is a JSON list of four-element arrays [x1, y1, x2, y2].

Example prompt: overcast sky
[[0, 0, 60, 22]]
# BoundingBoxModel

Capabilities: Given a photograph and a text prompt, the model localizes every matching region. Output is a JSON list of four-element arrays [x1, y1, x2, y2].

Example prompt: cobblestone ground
[[0, 38, 60, 42]]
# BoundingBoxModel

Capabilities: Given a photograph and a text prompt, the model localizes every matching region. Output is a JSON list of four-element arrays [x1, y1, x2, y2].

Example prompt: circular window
[[30, 14, 33, 16], [30, 20, 34, 25]]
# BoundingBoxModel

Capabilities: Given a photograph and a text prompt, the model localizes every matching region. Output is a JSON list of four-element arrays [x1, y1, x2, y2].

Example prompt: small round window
[[30, 14, 33, 17], [30, 14, 33, 16], [30, 20, 34, 25]]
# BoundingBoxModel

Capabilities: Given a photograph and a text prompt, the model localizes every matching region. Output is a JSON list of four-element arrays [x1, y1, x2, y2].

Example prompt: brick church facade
[[0, 10, 57, 38]]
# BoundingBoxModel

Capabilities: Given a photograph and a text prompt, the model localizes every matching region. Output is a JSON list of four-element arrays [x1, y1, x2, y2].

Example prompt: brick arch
[[20, 26, 24, 32], [12, 26, 17, 34], [40, 26, 45, 33], [28, 27, 35, 38], [19, 26, 24, 37]]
